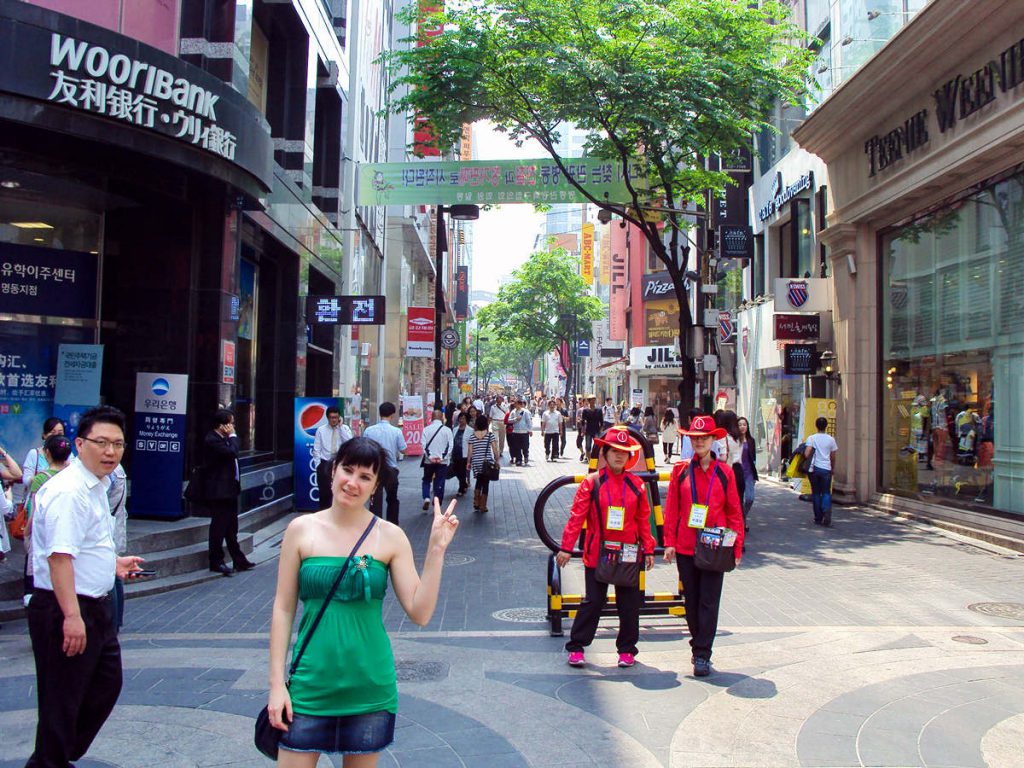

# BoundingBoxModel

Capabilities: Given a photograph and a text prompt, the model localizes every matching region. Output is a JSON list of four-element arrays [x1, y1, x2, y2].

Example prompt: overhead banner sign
[[774, 278, 830, 312], [580, 223, 594, 283], [357, 158, 645, 206], [406, 306, 434, 357], [132, 372, 188, 520]]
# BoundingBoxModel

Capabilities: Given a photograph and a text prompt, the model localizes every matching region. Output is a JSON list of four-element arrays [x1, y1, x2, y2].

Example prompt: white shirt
[[806, 432, 838, 471], [473, 398, 485, 412], [313, 422, 353, 463], [489, 403, 508, 426], [421, 420, 455, 465], [511, 408, 533, 433], [32, 459, 116, 598], [362, 421, 407, 468], [714, 435, 743, 465], [542, 410, 563, 434], [602, 405, 617, 423], [107, 464, 129, 555]]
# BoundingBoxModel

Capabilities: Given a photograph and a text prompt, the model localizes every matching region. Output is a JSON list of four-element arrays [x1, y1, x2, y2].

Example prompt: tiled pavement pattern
[[1, 427, 1023, 767]]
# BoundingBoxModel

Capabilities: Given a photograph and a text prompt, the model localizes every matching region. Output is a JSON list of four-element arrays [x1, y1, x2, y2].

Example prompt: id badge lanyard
[[602, 471, 629, 533], [687, 459, 717, 528]]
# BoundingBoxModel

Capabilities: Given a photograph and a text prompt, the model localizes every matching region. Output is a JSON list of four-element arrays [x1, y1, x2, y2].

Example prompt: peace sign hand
[[428, 497, 460, 550]]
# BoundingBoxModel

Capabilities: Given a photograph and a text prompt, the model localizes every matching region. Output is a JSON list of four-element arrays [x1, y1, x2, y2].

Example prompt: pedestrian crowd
[[1, 388, 838, 768]]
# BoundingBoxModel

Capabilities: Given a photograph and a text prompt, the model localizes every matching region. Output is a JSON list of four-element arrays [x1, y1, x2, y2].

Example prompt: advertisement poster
[[645, 300, 680, 345], [238, 259, 256, 340], [760, 397, 780, 476], [401, 395, 424, 457], [793, 398, 838, 494], [53, 344, 104, 442], [293, 397, 344, 510], [0, 323, 90, 470], [0, 242, 99, 319], [131, 373, 189, 519], [407, 307, 434, 357]]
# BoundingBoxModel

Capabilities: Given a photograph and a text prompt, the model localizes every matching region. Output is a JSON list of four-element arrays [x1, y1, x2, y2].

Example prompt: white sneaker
[[23, 594, 31, 607]]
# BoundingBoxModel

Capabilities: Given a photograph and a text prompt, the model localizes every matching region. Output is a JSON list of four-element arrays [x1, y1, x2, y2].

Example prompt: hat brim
[[680, 427, 728, 440], [593, 437, 643, 453]]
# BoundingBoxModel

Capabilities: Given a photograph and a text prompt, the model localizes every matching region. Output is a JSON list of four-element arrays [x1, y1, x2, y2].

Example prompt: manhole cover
[[491, 607, 548, 623], [967, 602, 1024, 621], [952, 635, 988, 645], [444, 553, 475, 566], [395, 660, 449, 682]]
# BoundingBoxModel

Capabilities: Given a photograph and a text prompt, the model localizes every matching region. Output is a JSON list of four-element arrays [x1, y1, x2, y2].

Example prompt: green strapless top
[[287, 556, 398, 716]]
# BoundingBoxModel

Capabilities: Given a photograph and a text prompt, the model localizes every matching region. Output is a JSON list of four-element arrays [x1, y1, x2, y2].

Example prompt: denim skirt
[[278, 710, 396, 754]]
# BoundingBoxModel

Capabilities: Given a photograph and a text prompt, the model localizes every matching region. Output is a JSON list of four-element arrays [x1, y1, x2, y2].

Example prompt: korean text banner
[[0, 242, 98, 319], [358, 158, 645, 206]]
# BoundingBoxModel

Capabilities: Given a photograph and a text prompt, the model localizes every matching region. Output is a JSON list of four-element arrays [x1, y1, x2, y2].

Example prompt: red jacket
[[560, 469, 656, 568], [663, 459, 745, 558]]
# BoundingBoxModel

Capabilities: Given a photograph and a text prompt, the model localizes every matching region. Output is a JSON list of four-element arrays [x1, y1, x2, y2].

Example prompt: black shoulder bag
[[420, 426, 441, 467], [678, 461, 737, 573], [591, 472, 643, 587], [254, 515, 378, 759]]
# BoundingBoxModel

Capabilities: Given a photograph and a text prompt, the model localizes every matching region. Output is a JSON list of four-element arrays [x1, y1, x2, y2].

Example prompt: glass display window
[[882, 169, 1024, 514]]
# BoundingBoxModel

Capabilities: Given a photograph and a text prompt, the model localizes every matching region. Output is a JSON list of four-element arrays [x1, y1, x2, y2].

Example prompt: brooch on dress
[[355, 556, 370, 571]]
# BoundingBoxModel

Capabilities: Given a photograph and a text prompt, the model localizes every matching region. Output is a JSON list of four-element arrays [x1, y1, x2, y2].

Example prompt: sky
[[470, 121, 547, 293]]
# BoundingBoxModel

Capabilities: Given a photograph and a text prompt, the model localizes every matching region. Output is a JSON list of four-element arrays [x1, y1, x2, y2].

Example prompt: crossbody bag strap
[[422, 426, 440, 455], [286, 515, 378, 684]]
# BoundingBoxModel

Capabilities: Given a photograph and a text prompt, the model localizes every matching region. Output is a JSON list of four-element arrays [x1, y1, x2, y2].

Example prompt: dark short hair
[[331, 437, 386, 490], [77, 406, 126, 440], [44, 434, 73, 463], [816, 416, 828, 431], [475, 414, 490, 430], [326, 406, 341, 418], [43, 417, 65, 435], [379, 401, 396, 417], [213, 408, 235, 428]]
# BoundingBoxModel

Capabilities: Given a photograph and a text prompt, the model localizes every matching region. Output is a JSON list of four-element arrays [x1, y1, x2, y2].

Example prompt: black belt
[[33, 588, 110, 604]]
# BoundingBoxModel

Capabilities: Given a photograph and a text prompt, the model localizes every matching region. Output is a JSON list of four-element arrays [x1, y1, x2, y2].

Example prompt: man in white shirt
[[542, 400, 564, 461], [363, 402, 407, 524], [420, 409, 454, 509], [602, 397, 618, 429], [488, 395, 509, 459], [312, 406, 353, 508], [804, 417, 839, 526], [27, 406, 144, 768]]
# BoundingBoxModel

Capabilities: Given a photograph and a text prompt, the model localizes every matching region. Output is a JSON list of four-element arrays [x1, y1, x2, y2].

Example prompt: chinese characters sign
[[0, 243, 98, 319], [0, 8, 273, 191], [358, 158, 646, 205]]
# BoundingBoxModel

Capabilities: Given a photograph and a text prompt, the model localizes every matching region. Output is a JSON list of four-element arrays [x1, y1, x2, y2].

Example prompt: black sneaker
[[693, 658, 711, 677]]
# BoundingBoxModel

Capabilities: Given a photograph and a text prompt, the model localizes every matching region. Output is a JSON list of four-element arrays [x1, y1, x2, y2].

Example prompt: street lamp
[[434, 203, 480, 408], [474, 333, 490, 396]]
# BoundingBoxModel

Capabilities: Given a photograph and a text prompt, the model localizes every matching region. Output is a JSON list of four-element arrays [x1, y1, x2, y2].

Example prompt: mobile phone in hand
[[128, 569, 157, 578]]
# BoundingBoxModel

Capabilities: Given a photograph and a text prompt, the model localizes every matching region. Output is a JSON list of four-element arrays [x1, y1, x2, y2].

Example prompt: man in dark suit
[[201, 409, 253, 576]]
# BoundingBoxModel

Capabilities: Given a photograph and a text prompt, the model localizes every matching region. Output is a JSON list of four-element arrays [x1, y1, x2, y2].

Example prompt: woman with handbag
[[467, 414, 499, 513], [266, 437, 459, 765], [663, 414, 744, 677], [660, 409, 679, 464], [737, 417, 759, 531], [556, 427, 656, 669], [642, 406, 660, 453]]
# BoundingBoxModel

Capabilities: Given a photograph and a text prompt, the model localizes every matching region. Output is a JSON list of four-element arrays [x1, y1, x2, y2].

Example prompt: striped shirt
[[468, 432, 496, 475]]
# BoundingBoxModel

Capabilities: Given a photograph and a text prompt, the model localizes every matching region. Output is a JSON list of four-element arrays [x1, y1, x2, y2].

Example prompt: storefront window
[[882, 170, 1024, 515]]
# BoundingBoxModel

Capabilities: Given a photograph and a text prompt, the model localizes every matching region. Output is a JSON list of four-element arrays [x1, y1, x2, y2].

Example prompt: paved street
[[2, 431, 1024, 767]]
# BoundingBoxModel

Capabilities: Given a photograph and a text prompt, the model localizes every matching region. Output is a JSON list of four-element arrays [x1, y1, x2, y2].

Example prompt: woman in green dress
[[267, 437, 459, 766]]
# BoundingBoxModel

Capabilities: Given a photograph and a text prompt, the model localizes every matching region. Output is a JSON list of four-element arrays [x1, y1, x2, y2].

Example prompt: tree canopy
[[475, 248, 603, 397], [384, 0, 811, 407]]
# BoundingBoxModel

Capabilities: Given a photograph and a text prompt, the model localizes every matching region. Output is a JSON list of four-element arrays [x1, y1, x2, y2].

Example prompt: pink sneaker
[[617, 652, 636, 668], [567, 651, 586, 667]]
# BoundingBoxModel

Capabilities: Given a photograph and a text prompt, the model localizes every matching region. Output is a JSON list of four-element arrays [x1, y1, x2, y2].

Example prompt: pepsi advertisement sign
[[294, 397, 344, 511], [132, 372, 189, 519]]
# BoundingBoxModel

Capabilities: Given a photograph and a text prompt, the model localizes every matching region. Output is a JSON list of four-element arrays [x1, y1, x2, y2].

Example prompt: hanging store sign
[[642, 271, 675, 302], [357, 158, 645, 206], [0, 9, 273, 190], [783, 344, 819, 375], [580, 223, 595, 283], [608, 227, 629, 340], [774, 313, 820, 341], [406, 306, 434, 357], [719, 225, 753, 259], [629, 345, 683, 371], [757, 171, 814, 221], [307, 295, 385, 325], [454, 266, 469, 320], [773, 277, 830, 312]]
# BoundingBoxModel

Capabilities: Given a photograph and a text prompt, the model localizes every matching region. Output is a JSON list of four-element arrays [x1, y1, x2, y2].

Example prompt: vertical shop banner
[[221, 340, 236, 384], [131, 373, 188, 519], [407, 307, 435, 357], [609, 225, 629, 340], [454, 266, 469, 320], [580, 223, 595, 284], [599, 226, 611, 286], [53, 344, 104, 442], [401, 395, 424, 457], [293, 397, 344, 510]]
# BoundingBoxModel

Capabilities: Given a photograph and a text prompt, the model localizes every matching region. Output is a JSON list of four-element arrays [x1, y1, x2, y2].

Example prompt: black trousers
[[565, 566, 643, 655], [452, 456, 469, 492], [544, 433, 559, 458], [316, 459, 334, 508], [507, 432, 522, 463], [27, 589, 122, 768], [559, 430, 566, 456], [370, 463, 400, 524], [676, 555, 725, 661], [207, 498, 245, 568]]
